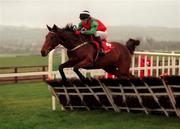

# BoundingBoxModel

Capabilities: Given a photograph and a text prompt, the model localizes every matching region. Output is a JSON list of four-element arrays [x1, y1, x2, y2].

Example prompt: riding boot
[[94, 36, 105, 56]]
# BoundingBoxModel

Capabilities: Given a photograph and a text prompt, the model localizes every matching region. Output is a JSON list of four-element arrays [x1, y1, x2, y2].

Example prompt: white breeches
[[95, 31, 108, 41]]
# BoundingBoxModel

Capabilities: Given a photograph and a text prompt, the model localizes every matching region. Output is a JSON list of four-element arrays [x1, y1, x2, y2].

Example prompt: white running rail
[[48, 49, 180, 79]]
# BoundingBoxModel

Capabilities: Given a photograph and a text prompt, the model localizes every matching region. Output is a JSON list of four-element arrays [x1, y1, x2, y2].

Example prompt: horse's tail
[[126, 38, 140, 54]]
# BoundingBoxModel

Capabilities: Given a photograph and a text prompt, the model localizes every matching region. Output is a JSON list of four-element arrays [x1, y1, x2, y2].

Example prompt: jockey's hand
[[75, 31, 81, 35], [80, 31, 85, 34], [81, 27, 86, 31], [72, 25, 77, 31]]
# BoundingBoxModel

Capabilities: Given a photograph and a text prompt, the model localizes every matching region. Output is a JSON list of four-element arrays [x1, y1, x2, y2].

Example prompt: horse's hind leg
[[117, 64, 130, 79], [103, 66, 120, 77], [103, 64, 130, 79]]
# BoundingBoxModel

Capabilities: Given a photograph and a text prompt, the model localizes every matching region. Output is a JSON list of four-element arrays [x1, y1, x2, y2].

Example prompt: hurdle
[[46, 49, 180, 116], [46, 76, 180, 117]]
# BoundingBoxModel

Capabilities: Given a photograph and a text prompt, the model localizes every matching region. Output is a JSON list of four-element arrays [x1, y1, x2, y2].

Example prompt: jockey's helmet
[[79, 10, 90, 20]]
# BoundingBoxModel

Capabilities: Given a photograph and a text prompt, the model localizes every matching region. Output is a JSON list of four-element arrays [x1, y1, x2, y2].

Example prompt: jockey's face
[[81, 18, 88, 23]]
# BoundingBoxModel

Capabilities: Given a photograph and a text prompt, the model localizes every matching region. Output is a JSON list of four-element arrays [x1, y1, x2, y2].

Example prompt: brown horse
[[41, 24, 140, 82]]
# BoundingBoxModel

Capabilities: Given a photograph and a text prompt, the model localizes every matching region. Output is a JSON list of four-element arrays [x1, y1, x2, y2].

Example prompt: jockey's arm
[[77, 22, 83, 30], [81, 21, 98, 35]]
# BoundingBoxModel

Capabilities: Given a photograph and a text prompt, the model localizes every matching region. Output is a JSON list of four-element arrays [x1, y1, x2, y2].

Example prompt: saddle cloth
[[93, 40, 112, 53]]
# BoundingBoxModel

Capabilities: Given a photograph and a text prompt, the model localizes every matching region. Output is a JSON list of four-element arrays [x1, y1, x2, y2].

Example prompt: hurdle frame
[[47, 47, 180, 111]]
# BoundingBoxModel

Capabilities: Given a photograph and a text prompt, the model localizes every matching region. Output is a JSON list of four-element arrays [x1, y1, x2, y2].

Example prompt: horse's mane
[[64, 24, 77, 32], [63, 24, 90, 42]]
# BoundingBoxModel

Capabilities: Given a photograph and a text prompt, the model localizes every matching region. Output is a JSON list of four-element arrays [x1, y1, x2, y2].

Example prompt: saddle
[[92, 40, 112, 54]]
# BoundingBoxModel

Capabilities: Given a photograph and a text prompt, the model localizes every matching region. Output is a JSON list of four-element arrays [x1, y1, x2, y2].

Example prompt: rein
[[50, 30, 88, 52], [70, 42, 88, 51]]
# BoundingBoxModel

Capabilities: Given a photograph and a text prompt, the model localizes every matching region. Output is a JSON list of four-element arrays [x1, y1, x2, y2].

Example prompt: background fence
[[0, 65, 48, 84], [131, 51, 180, 77], [0, 48, 180, 84]]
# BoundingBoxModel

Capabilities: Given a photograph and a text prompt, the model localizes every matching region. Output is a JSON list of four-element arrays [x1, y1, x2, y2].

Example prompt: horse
[[41, 24, 140, 82]]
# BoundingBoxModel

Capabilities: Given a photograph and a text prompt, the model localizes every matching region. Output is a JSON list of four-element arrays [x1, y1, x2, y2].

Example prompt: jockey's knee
[[94, 32, 100, 38]]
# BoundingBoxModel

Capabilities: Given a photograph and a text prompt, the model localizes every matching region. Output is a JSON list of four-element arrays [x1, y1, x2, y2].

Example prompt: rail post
[[42, 66, 46, 81], [48, 49, 56, 111], [171, 51, 176, 75], [14, 67, 18, 83], [48, 46, 66, 111]]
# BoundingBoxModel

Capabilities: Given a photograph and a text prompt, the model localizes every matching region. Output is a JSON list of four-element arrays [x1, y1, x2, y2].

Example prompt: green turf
[[0, 55, 47, 67], [0, 54, 61, 70], [0, 82, 180, 129]]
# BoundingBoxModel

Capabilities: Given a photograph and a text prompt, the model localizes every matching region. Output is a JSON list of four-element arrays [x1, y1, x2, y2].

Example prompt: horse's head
[[41, 23, 88, 56], [41, 24, 60, 56]]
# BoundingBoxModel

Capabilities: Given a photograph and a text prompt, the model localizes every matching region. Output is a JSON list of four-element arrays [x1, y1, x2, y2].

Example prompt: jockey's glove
[[72, 25, 77, 31], [75, 30, 81, 35]]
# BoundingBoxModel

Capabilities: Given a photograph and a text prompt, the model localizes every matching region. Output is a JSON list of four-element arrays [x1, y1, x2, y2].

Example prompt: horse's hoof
[[79, 78, 88, 84], [62, 79, 71, 86], [118, 76, 130, 80]]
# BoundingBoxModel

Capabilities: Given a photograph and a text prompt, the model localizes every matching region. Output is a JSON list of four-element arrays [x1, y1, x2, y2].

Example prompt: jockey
[[75, 10, 108, 55]]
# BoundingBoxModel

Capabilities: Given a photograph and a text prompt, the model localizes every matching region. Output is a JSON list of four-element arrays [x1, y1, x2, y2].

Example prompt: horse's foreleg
[[73, 66, 86, 81], [58, 60, 76, 82], [59, 65, 67, 82], [73, 58, 93, 82]]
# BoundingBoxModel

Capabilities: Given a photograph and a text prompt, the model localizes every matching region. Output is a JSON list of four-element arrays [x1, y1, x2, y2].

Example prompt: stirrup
[[98, 49, 105, 56]]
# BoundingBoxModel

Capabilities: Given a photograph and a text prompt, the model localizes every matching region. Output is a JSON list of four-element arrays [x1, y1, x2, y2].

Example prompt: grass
[[0, 82, 180, 129], [0, 54, 180, 129], [0, 55, 48, 67], [0, 54, 61, 70]]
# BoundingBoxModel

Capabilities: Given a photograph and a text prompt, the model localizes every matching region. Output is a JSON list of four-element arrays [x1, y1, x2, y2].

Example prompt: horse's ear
[[46, 24, 52, 31], [52, 24, 58, 32]]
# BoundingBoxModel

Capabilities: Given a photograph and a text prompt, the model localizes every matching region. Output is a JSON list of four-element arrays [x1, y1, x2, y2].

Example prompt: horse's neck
[[59, 34, 88, 50]]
